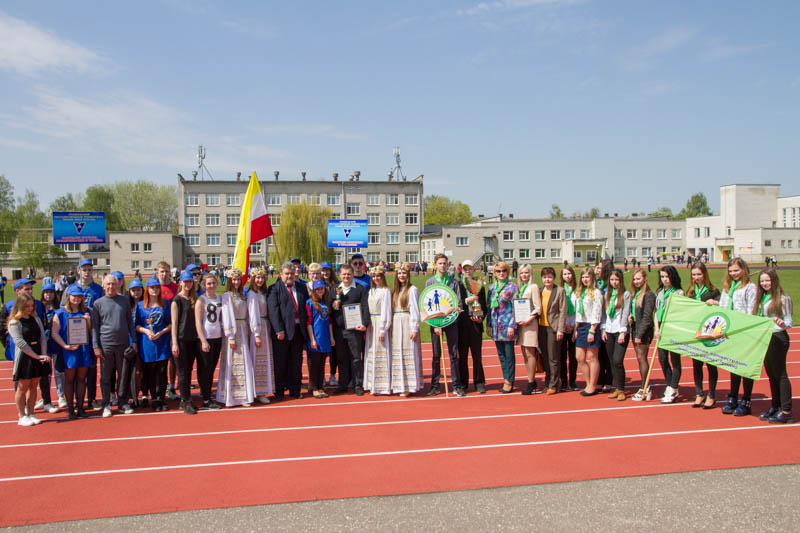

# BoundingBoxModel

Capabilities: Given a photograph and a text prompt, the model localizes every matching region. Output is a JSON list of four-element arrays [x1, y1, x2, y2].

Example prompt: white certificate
[[513, 299, 531, 324], [344, 304, 362, 330], [67, 316, 89, 346]]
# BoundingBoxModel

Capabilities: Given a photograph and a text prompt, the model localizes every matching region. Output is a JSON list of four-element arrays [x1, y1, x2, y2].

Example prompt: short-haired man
[[426, 253, 466, 396], [331, 263, 370, 395], [458, 260, 487, 394], [155, 261, 180, 399], [267, 262, 309, 399], [91, 275, 137, 417], [289, 258, 307, 288], [350, 253, 371, 291]]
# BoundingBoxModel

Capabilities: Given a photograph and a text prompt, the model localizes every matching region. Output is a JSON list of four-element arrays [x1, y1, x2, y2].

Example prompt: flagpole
[[642, 317, 660, 397]]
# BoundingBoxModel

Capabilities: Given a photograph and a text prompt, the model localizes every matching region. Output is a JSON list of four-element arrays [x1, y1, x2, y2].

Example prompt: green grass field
[[2, 265, 797, 358]]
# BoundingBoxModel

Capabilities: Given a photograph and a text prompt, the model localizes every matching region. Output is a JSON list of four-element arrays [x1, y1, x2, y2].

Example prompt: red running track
[[1, 332, 799, 526]]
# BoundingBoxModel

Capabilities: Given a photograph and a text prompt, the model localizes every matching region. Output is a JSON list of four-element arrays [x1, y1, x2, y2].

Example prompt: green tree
[[14, 190, 59, 275], [0, 175, 15, 212], [0, 176, 16, 266], [269, 202, 334, 265], [677, 192, 713, 219], [49, 192, 84, 213], [110, 181, 178, 232], [84, 184, 121, 230], [549, 204, 565, 219], [423, 195, 472, 225], [583, 207, 601, 219], [648, 206, 674, 218]]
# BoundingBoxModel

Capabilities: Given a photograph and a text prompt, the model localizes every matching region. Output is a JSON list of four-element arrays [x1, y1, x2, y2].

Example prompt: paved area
[[9, 464, 799, 531]]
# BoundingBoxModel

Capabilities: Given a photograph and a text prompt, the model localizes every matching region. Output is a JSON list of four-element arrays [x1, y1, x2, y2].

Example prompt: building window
[[406, 251, 419, 262], [143, 260, 152, 270], [586, 250, 596, 262], [642, 229, 652, 239], [266, 193, 281, 206], [226, 193, 240, 207], [550, 230, 561, 240], [564, 229, 575, 240], [671, 229, 681, 239], [227, 233, 237, 246], [368, 213, 380, 225], [551, 248, 561, 259], [657, 247, 666, 254], [626, 229, 637, 239], [131, 260, 139, 270], [456, 236, 469, 246], [519, 230, 530, 241], [327, 193, 340, 206], [405, 193, 418, 206], [269, 214, 281, 226], [386, 213, 399, 225], [61, 243, 80, 252], [346, 203, 360, 216], [726, 226, 732, 237], [186, 214, 199, 227], [206, 234, 220, 247], [405, 212, 418, 225], [368, 232, 380, 244], [386, 193, 399, 205], [386, 232, 400, 244], [143, 242, 152, 253], [534, 248, 545, 259], [130, 243, 139, 253], [503, 231, 514, 242], [367, 252, 381, 263], [226, 214, 240, 226], [653, 229, 664, 239], [386, 252, 399, 262], [535, 230, 545, 241], [641, 247, 651, 257], [503, 249, 514, 260], [250, 242, 262, 254], [764, 240, 772, 247], [185, 234, 200, 246], [626, 247, 637, 257], [580, 229, 591, 239], [287, 193, 301, 205], [206, 214, 220, 226], [405, 232, 419, 244], [367, 194, 380, 206], [205, 194, 220, 206], [519, 249, 530, 260], [207, 254, 220, 266], [694, 227, 701, 238], [574, 250, 583, 261], [308, 193, 320, 205], [614, 229, 623, 238], [671, 246, 680, 252], [185, 193, 199, 206]]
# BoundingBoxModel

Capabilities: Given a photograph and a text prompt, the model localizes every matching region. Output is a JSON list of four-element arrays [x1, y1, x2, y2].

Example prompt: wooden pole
[[441, 330, 450, 398], [641, 318, 661, 397]]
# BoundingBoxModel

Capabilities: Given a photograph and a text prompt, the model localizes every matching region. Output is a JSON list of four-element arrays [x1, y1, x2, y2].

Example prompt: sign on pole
[[52, 212, 107, 244], [327, 219, 368, 248]]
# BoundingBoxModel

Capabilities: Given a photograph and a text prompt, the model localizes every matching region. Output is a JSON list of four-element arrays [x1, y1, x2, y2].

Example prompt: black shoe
[[692, 395, 705, 408], [760, 407, 780, 421], [521, 382, 536, 396], [76, 408, 89, 418], [769, 411, 793, 424], [291, 391, 303, 399], [580, 390, 599, 397], [161, 402, 170, 411], [354, 387, 364, 397], [67, 408, 78, 420], [141, 398, 149, 408], [569, 382, 578, 391], [733, 399, 752, 416], [501, 385, 514, 394], [273, 392, 284, 401], [721, 396, 738, 415], [333, 388, 348, 395], [184, 402, 198, 415], [476, 383, 486, 394], [426, 386, 441, 396], [455, 387, 466, 397]]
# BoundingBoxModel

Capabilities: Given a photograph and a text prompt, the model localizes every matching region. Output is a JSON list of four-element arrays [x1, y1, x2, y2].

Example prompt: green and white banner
[[656, 295, 774, 380]]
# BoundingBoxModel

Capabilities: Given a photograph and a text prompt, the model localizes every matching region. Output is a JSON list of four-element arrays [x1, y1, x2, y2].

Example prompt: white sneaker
[[58, 396, 68, 409], [661, 386, 675, 404], [120, 404, 134, 415], [18, 416, 34, 427], [43, 403, 59, 414], [257, 395, 271, 404], [34, 399, 44, 410], [28, 414, 43, 425], [102, 406, 113, 418]]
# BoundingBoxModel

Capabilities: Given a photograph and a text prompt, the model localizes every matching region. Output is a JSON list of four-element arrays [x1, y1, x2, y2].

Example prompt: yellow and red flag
[[232, 171, 273, 281]]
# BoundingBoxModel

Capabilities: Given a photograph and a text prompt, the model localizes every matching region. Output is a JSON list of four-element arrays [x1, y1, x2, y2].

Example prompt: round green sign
[[419, 284, 460, 328]]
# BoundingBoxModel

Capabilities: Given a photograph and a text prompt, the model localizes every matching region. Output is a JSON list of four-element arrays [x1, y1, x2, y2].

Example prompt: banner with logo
[[656, 295, 773, 380], [327, 219, 368, 248], [52, 211, 106, 244]]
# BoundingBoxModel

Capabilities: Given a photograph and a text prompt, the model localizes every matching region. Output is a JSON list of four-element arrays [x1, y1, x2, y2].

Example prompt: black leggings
[[197, 338, 222, 402], [657, 348, 681, 389], [176, 339, 199, 402], [604, 332, 629, 391], [692, 359, 718, 396], [144, 360, 168, 405], [729, 373, 754, 401], [598, 341, 612, 387], [560, 332, 577, 386], [763, 330, 792, 412], [308, 351, 327, 391]]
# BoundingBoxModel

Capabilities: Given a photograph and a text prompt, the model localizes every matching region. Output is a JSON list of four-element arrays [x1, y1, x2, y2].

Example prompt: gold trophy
[[466, 271, 484, 320]]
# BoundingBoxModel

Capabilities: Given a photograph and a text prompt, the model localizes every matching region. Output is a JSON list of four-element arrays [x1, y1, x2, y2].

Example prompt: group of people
[[3, 252, 794, 427]]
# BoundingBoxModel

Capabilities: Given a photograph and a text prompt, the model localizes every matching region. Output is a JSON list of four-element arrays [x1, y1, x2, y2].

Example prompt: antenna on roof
[[196, 145, 214, 180], [389, 146, 407, 182]]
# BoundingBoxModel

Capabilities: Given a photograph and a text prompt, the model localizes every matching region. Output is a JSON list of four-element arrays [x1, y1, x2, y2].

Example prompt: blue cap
[[66, 285, 85, 297], [311, 280, 326, 290], [41, 282, 56, 292], [111, 270, 124, 280], [320, 261, 333, 270], [14, 278, 35, 291], [185, 263, 200, 272], [351, 253, 364, 260], [179, 270, 194, 281], [145, 277, 161, 287], [128, 280, 143, 289], [78, 259, 93, 268], [290, 258, 301, 264]]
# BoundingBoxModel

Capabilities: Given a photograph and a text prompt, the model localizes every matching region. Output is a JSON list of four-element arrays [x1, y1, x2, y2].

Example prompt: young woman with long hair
[[686, 262, 721, 409], [516, 264, 543, 395], [9, 294, 50, 426], [39, 283, 62, 413], [217, 269, 255, 407], [390, 263, 423, 396], [135, 279, 172, 411], [573, 267, 604, 396], [127, 280, 146, 407], [594, 259, 614, 392], [600, 269, 631, 400], [653, 265, 684, 404], [559, 266, 578, 391], [754, 269, 794, 423], [194, 274, 223, 409], [247, 267, 275, 404], [629, 269, 655, 401], [306, 280, 334, 398], [170, 271, 200, 414], [320, 260, 340, 387], [51, 287, 93, 419], [363, 267, 393, 394], [487, 261, 519, 393]]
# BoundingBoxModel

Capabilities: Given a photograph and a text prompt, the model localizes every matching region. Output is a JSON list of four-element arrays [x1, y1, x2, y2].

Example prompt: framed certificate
[[344, 304, 362, 330], [67, 316, 89, 346], [513, 298, 531, 324]]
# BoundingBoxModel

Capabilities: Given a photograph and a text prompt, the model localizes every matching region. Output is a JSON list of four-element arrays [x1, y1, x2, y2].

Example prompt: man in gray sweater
[[92, 275, 137, 417]]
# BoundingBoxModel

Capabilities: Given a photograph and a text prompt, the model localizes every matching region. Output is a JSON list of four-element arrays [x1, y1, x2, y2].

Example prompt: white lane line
[[1, 423, 796, 483]]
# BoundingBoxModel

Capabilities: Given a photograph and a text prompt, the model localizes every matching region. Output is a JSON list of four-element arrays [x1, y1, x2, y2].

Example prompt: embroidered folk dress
[[389, 285, 423, 394], [363, 287, 393, 394], [247, 289, 275, 397], [216, 291, 255, 406]]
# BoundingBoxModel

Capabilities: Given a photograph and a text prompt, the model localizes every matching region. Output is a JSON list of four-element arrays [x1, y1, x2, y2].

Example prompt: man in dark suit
[[331, 263, 370, 395], [267, 262, 309, 400], [426, 253, 466, 397], [457, 260, 487, 394]]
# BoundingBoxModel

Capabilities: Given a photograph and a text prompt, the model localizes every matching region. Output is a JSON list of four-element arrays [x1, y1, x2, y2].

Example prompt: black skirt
[[15, 353, 44, 380]]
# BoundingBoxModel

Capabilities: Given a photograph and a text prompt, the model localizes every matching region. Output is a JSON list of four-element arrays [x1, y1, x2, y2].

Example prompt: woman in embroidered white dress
[[216, 269, 255, 407], [390, 263, 422, 396], [247, 267, 274, 404], [363, 267, 392, 394]]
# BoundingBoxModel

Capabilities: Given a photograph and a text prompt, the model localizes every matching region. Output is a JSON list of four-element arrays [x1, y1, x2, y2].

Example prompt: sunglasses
[[495, 269, 507, 273]]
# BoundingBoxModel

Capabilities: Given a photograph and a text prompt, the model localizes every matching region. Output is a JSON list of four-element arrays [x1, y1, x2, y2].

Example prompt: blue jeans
[[495, 341, 516, 383]]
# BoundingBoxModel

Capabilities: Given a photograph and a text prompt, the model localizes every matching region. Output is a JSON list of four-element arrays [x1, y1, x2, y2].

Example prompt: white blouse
[[718, 282, 757, 315], [601, 291, 632, 334], [572, 288, 604, 324]]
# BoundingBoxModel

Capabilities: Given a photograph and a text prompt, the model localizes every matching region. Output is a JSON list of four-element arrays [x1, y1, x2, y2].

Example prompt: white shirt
[[572, 288, 604, 324]]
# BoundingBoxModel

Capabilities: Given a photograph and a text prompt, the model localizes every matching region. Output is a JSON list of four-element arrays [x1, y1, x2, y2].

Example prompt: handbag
[[123, 346, 137, 361]]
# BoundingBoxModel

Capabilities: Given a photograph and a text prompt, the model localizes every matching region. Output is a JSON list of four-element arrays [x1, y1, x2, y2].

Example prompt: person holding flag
[[653, 265, 684, 404], [686, 262, 721, 409]]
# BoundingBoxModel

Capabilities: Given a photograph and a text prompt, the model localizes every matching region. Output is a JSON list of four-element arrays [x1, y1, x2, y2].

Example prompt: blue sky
[[1, 1, 798, 217]]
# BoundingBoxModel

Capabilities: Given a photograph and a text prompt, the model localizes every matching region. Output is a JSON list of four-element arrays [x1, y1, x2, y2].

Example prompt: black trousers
[[539, 325, 563, 390], [328, 342, 338, 378], [598, 340, 612, 387], [457, 322, 485, 388], [273, 325, 305, 395], [729, 373, 754, 400], [197, 338, 222, 402], [144, 359, 168, 404], [176, 339, 199, 402], [87, 363, 97, 403], [335, 328, 365, 390], [100, 345, 132, 408], [604, 331, 629, 391], [764, 330, 792, 412], [692, 359, 718, 396], [657, 348, 681, 389], [560, 333, 577, 386], [308, 351, 327, 391], [430, 322, 461, 389]]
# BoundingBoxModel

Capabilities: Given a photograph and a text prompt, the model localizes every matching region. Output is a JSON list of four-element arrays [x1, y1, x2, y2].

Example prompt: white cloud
[[0, 10, 109, 75], [621, 26, 696, 71], [458, 0, 584, 16], [642, 81, 677, 95], [699, 39, 770, 62], [0, 136, 45, 152]]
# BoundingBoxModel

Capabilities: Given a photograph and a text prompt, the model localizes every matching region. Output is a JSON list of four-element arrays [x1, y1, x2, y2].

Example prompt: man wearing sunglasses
[[350, 253, 371, 291]]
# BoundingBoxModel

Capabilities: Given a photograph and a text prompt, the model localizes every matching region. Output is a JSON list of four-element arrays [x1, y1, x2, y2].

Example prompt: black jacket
[[267, 280, 309, 341], [458, 280, 487, 334], [332, 284, 370, 331], [631, 290, 656, 340]]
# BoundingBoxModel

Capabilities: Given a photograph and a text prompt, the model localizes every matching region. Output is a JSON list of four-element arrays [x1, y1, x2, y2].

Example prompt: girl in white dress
[[363, 267, 392, 394], [216, 269, 255, 407], [390, 263, 422, 396], [247, 267, 274, 404]]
